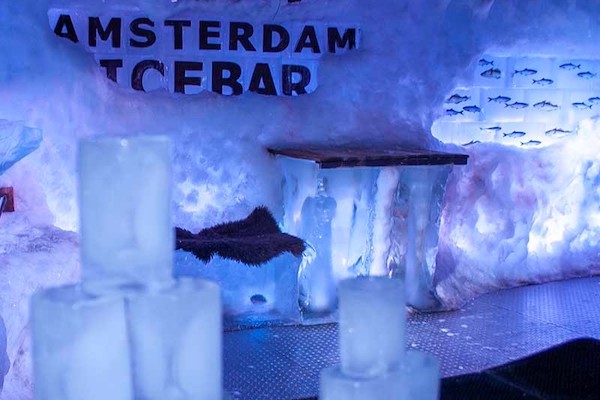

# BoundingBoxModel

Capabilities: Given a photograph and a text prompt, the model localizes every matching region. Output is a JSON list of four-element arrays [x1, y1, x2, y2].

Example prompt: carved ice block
[[338, 276, 405, 378], [78, 136, 173, 294], [31, 285, 132, 400], [126, 278, 222, 400]]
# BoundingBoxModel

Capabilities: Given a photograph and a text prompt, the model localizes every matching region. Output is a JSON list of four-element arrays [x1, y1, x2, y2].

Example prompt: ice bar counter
[[269, 146, 468, 314], [30, 136, 223, 400]]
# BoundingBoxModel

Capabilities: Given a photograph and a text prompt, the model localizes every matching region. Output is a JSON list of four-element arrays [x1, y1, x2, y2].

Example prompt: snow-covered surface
[[2, 0, 600, 398]]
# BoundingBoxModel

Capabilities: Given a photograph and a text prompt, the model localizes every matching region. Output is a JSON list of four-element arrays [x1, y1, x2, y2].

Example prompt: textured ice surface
[[78, 136, 173, 294], [0, 213, 79, 400], [31, 286, 132, 400], [279, 156, 449, 312], [30, 280, 222, 400], [338, 277, 405, 378], [174, 250, 301, 328], [0, 120, 42, 177], [125, 279, 222, 400], [0, 316, 7, 393]]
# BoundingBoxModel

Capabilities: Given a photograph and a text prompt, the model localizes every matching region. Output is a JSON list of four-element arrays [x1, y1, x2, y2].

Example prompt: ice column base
[[31, 279, 222, 400], [320, 351, 440, 400]]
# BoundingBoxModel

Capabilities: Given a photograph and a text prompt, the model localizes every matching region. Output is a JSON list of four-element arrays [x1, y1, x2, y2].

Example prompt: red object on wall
[[0, 187, 15, 212]]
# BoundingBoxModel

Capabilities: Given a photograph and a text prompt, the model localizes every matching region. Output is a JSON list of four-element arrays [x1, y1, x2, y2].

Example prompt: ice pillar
[[78, 136, 173, 294], [32, 136, 223, 400], [320, 276, 440, 400], [338, 276, 405, 377]]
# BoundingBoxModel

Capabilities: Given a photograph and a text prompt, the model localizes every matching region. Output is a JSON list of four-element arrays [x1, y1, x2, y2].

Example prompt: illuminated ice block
[[31, 285, 132, 400], [174, 250, 301, 329], [276, 151, 460, 315], [338, 277, 405, 378], [78, 136, 173, 294], [126, 279, 222, 400], [319, 365, 403, 400]]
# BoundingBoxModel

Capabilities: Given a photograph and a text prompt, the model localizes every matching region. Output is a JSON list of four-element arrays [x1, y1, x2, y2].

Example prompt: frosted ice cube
[[78, 135, 174, 294], [319, 365, 403, 400], [125, 278, 222, 400], [174, 250, 301, 329], [338, 277, 405, 378], [30, 285, 132, 400]]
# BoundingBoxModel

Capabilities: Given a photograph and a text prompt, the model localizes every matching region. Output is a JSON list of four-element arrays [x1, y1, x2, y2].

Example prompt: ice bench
[[269, 146, 468, 314]]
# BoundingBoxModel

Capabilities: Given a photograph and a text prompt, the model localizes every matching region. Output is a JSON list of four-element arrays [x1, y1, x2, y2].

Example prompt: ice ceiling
[[2, 0, 600, 397]]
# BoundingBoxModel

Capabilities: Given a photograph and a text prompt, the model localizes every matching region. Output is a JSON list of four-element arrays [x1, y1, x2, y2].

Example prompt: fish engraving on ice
[[505, 101, 529, 109], [503, 131, 526, 138], [480, 126, 502, 132], [488, 95, 511, 103], [446, 94, 470, 104], [463, 105, 481, 113], [559, 63, 581, 70], [572, 102, 592, 109], [520, 140, 541, 147], [481, 68, 501, 79], [545, 128, 573, 137], [514, 68, 537, 76], [577, 71, 597, 79], [532, 78, 554, 86], [445, 109, 464, 116], [533, 100, 559, 111]]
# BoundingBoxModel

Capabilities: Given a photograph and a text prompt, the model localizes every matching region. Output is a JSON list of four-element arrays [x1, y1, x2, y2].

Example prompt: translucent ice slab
[[78, 136, 173, 294], [338, 277, 405, 378], [278, 156, 451, 313], [174, 250, 301, 329], [31, 280, 222, 400]]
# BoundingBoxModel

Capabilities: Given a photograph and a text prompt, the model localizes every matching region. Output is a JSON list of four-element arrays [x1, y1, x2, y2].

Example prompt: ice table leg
[[338, 276, 405, 378], [78, 136, 173, 295], [30, 285, 132, 400], [125, 278, 222, 400], [389, 165, 452, 310]]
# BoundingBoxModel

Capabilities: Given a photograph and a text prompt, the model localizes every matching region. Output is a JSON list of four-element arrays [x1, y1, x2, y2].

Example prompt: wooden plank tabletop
[[268, 146, 468, 169]]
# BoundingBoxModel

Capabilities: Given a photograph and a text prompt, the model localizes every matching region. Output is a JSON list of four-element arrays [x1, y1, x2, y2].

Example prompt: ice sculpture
[[1, 315, 7, 393], [320, 276, 439, 400], [275, 150, 464, 313], [0, 119, 42, 177], [30, 136, 222, 400], [174, 250, 302, 329], [299, 177, 338, 316]]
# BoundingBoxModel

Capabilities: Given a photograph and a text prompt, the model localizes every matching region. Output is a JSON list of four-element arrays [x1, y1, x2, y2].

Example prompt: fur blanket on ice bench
[[175, 206, 305, 266]]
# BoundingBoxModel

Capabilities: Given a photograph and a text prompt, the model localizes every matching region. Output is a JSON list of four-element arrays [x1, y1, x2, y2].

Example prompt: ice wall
[[3, 1, 600, 397]]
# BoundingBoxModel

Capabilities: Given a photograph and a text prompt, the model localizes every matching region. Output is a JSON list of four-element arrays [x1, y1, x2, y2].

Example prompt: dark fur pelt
[[176, 206, 306, 266]]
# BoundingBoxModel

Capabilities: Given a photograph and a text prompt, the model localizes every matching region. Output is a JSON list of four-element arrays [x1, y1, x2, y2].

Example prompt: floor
[[222, 276, 600, 400]]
